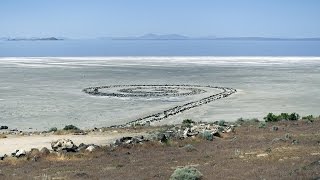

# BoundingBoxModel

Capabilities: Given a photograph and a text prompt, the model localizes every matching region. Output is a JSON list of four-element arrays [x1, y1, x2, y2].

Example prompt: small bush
[[236, 117, 245, 123], [218, 120, 225, 126], [170, 166, 203, 180], [235, 118, 259, 125], [182, 119, 195, 128], [182, 119, 195, 124], [183, 144, 197, 152], [301, 115, 317, 122], [264, 112, 300, 122], [258, 122, 266, 128], [63, 125, 80, 131], [201, 131, 213, 141], [48, 127, 58, 132], [302, 115, 314, 121], [264, 113, 279, 122], [288, 113, 300, 121]]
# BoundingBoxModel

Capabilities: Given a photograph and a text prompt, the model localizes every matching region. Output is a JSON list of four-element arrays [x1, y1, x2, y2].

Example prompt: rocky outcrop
[[114, 136, 147, 146], [0, 126, 8, 130], [12, 149, 27, 158], [51, 139, 78, 152]]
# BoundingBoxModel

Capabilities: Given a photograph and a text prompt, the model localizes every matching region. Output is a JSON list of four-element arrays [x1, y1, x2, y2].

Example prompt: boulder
[[77, 143, 89, 152], [51, 139, 78, 152], [15, 149, 27, 158], [28, 148, 40, 156], [157, 133, 168, 143], [86, 145, 96, 152], [114, 136, 146, 146], [0, 126, 8, 130], [40, 147, 50, 156], [271, 126, 279, 131], [0, 154, 6, 160]]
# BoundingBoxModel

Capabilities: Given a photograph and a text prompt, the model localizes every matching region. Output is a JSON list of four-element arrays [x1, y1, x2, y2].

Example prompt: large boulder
[[114, 136, 146, 146], [51, 139, 78, 152], [0, 126, 8, 130], [86, 145, 97, 152], [14, 149, 27, 158], [0, 154, 7, 160], [40, 147, 51, 156]]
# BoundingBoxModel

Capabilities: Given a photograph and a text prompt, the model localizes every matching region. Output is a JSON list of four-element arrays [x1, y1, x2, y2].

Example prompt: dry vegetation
[[0, 119, 320, 179]]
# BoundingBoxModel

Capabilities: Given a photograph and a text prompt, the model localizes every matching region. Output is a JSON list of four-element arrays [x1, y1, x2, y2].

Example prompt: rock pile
[[51, 139, 78, 152], [113, 136, 147, 146], [153, 121, 234, 142], [110, 121, 235, 146]]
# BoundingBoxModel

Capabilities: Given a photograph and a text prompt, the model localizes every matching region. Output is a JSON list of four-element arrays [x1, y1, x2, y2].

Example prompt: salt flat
[[0, 57, 319, 130]]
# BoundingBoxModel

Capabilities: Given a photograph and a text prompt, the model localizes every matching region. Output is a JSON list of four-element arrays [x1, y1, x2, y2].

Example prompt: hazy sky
[[1, 0, 320, 38]]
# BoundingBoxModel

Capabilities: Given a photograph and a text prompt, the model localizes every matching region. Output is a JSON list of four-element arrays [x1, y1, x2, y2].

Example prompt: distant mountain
[[112, 34, 189, 40], [203, 37, 320, 41], [109, 34, 320, 41], [6, 37, 63, 41]]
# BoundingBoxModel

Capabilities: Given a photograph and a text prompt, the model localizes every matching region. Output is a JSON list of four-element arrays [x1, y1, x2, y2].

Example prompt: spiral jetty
[[83, 84, 237, 128]]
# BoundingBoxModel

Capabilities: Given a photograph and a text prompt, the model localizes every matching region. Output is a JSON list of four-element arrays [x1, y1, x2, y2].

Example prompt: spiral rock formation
[[83, 85, 237, 128]]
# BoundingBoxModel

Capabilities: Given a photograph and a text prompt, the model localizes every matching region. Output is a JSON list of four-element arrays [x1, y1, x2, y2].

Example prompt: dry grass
[[0, 120, 320, 179]]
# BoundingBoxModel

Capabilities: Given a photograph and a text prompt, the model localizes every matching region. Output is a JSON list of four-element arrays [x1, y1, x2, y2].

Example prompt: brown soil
[[0, 120, 319, 180]]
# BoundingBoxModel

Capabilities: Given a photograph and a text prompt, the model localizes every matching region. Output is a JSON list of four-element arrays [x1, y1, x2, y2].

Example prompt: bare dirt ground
[[0, 131, 148, 155], [0, 120, 320, 180]]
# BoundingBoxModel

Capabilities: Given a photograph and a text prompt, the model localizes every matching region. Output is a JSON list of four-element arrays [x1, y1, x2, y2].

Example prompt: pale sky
[[1, 0, 320, 38]]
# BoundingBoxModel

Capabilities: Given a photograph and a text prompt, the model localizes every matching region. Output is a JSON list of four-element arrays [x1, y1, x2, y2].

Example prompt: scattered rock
[[40, 147, 50, 156], [257, 153, 269, 157], [292, 139, 299, 145], [0, 154, 7, 160], [14, 149, 27, 158], [114, 136, 147, 146], [0, 126, 8, 130], [28, 148, 40, 157], [272, 138, 286, 143], [51, 139, 78, 152], [77, 143, 89, 152], [284, 133, 292, 140], [73, 172, 90, 179], [86, 145, 96, 152], [271, 126, 279, 131], [158, 133, 168, 143]]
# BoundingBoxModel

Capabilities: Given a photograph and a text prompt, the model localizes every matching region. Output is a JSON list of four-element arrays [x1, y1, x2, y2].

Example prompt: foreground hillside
[[0, 118, 320, 179]]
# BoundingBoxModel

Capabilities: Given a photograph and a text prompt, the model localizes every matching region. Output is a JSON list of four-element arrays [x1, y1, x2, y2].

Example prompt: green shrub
[[182, 119, 195, 124], [264, 113, 279, 122], [218, 120, 225, 126], [236, 118, 245, 124], [182, 119, 195, 128], [264, 112, 300, 122], [170, 166, 203, 180], [289, 113, 299, 121], [183, 144, 197, 152], [201, 131, 213, 141], [302, 115, 315, 122], [258, 122, 266, 128], [48, 127, 58, 132], [63, 125, 80, 131], [302, 115, 314, 120]]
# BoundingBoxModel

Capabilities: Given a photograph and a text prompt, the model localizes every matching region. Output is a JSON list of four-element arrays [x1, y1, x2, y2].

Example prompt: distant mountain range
[[108, 34, 320, 41], [1, 34, 320, 41], [3, 37, 63, 41]]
